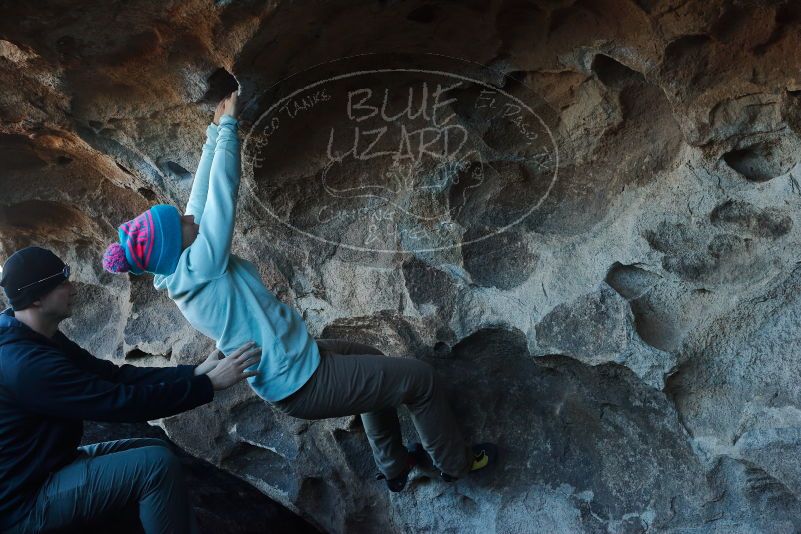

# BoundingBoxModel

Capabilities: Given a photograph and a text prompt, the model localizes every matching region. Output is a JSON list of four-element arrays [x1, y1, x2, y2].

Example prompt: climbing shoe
[[469, 442, 496, 471], [375, 467, 410, 492], [440, 442, 498, 482], [377, 443, 498, 488], [375, 443, 432, 492]]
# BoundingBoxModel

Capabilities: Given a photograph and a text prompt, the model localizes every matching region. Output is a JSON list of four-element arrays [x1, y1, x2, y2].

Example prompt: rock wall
[[2, 1, 801, 532]]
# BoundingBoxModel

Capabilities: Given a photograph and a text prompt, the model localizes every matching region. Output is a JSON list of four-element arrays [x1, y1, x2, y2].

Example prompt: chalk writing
[[242, 61, 560, 253]]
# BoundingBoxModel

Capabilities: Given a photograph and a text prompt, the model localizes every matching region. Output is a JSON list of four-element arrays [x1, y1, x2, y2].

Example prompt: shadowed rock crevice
[[462, 227, 535, 290], [406, 4, 438, 24], [163, 160, 193, 181], [604, 262, 661, 301], [401, 256, 459, 317], [202, 67, 240, 104], [722, 140, 798, 182], [591, 54, 644, 89], [710, 199, 793, 239], [604, 262, 673, 352], [642, 220, 784, 287]]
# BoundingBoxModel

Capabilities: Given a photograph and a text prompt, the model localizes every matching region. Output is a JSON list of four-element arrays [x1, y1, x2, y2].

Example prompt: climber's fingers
[[213, 99, 226, 125], [223, 90, 238, 119]]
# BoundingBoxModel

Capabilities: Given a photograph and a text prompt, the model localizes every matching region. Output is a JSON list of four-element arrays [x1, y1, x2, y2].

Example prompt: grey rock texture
[[2, 0, 801, 532]]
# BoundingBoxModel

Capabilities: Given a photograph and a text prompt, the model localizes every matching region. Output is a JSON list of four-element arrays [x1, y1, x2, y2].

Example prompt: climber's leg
[[274, 339, 473, 480], [315, 339, 409, 479]]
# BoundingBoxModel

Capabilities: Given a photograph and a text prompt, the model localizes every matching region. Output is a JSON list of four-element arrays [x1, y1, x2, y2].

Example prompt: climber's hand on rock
[[222, 90, 238, 120], [212, 98, 226, 126], [206, 341, 261, 391]]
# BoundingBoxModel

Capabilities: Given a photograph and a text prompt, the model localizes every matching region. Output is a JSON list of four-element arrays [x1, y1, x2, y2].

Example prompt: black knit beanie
[[0, 247, 67, 311]]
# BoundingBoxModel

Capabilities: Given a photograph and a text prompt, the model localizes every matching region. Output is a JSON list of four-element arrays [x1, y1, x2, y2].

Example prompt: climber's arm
[[185, 124, 218, 223], [185, 99, 226, 223], [186, 92, 240, 279]]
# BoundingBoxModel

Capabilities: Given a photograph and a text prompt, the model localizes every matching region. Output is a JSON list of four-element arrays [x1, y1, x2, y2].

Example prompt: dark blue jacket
[[0, 308, 214, 530]]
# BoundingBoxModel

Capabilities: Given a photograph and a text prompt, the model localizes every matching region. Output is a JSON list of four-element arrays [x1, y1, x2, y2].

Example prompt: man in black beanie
[[1, 246, 71, 313], [0, 246, 262, 533]]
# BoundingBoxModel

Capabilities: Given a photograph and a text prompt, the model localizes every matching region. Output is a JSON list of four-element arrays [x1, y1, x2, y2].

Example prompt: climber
[[0, 246, 262, 533], [101, 90, 497, 492]]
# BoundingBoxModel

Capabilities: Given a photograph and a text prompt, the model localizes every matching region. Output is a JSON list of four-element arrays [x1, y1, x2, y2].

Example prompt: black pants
[[275, 339, 471, 479]]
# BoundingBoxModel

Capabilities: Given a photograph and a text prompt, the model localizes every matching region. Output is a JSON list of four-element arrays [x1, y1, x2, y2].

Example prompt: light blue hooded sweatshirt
[[154, 115, 320, 402]]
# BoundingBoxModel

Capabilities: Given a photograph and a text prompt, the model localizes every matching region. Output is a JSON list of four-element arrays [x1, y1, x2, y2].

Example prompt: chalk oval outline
[[241, 53, 560, 254]]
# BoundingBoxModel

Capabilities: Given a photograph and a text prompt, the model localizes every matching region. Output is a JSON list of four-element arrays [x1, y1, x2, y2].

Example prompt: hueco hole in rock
[[1, 1, 801, 533]]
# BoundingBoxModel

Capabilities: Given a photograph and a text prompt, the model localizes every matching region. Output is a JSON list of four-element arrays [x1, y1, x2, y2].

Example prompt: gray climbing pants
[[274, 338, 472, 479], [5, 438, 198, 534]]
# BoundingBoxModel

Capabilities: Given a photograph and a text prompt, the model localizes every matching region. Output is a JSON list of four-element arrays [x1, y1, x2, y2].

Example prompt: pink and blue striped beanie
[[102, 204, 182, 276]]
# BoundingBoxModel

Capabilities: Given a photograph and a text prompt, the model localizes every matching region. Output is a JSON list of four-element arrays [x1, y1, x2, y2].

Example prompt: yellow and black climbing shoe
[[376, 443, 433, 492], [440, 442, 498, 482], [470, 447, 491, 471]]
